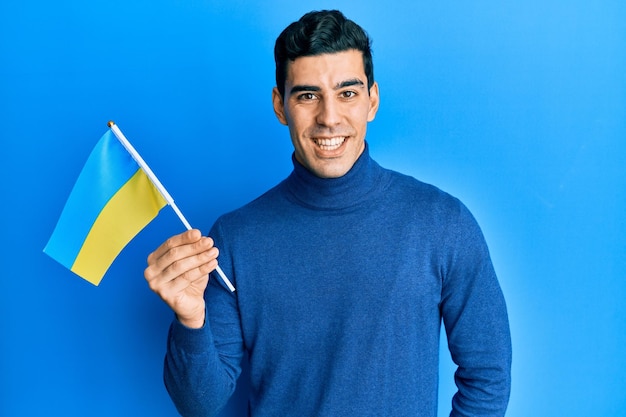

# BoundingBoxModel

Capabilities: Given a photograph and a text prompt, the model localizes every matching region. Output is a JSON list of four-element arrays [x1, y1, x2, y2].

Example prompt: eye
[[297, 92, 317, 101], [340, 90, 357, 99]]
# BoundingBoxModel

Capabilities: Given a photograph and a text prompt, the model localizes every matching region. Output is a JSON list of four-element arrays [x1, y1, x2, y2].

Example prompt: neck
[[285, 142, 385, 210]]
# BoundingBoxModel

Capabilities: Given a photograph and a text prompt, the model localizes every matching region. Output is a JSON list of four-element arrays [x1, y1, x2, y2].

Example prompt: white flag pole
[[107, 121, 236, 292]]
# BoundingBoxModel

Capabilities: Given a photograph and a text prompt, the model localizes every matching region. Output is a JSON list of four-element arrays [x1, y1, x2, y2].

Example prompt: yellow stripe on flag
[[71, 169, 167, 285]]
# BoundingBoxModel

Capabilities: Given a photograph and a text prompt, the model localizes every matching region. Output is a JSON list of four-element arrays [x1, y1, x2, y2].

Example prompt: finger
[[163, 244, 218, 280], [147, 232, 214, 277], [147, 229, 203, 264], [147, 254, 217, 297], [145, 240, 218, 286], [167, 260, 215, 294]]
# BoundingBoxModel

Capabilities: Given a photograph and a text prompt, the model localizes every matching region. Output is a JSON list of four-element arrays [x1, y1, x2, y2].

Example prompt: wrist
[[177, 311, 206, 329]]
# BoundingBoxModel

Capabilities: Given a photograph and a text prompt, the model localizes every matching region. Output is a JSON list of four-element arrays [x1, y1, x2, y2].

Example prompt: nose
[[316, 97, 341, 127]]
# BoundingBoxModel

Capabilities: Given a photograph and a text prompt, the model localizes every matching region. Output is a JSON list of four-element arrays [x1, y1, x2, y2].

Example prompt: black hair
[[274, 10, 374, 99]]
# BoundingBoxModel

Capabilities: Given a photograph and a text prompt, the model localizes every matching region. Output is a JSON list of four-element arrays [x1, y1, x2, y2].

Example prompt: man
[[145, 10, 511, 417]]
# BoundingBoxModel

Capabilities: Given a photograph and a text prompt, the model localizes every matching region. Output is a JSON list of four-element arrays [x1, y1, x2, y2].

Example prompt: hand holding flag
[[44, 122, 235, 292]]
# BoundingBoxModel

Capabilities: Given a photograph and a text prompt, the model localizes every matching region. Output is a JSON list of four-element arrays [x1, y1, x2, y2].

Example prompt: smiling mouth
[[313, 136, 346, 151]]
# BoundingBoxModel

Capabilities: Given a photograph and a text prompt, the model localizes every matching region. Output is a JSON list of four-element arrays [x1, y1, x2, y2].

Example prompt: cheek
[[286, 108, 312, 134], [285, 116, 308, 146], [349, 106, 372, 128]]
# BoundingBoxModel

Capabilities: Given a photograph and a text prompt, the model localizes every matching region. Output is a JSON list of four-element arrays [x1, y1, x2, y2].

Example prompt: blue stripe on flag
[[44, 130, 139, 268]]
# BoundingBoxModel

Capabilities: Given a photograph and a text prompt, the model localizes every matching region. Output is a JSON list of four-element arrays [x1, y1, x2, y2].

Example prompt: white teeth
[[314, 137, 345, 151]]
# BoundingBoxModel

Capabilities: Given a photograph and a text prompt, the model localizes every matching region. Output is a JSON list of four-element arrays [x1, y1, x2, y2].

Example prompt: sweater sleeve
[[440, 202, 512, 417], [163, 222, 244, 417]]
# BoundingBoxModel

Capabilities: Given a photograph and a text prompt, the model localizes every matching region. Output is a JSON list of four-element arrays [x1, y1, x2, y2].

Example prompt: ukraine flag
[[44, 128, 167, 285]]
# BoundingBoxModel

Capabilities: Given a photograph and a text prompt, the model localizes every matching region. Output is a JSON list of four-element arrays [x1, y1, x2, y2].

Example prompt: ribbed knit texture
[[164, 144, 511, 417]]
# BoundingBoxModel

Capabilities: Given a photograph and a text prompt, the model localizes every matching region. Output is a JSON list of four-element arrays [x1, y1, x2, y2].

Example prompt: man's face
[[272, 50, 379, 179]]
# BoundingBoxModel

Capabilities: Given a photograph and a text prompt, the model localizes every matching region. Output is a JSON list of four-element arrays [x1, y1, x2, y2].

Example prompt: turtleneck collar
[[284, 142, 387, 211]]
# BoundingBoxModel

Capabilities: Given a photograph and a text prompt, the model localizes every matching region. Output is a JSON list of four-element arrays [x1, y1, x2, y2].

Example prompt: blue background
[[1, 1, 624, 416]]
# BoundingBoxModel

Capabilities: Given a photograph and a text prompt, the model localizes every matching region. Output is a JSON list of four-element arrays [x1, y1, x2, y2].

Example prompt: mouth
[[313, 136, 347, 151]]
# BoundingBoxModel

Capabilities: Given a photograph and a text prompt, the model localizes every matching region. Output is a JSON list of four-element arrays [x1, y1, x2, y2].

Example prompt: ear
[[272, 87, 288, 125], [367, 81, 380, 122]]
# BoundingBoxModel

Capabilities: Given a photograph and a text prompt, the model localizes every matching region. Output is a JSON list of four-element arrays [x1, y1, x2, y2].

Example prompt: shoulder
[[210, 179, 290, 232], [378, 166, 486, 247], [381, 166, 466, 216]]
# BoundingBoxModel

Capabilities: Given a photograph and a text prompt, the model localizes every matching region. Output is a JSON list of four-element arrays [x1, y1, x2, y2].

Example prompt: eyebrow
[[335, 78, 365, 89], [289, 85, 321, 95], [288, 78, 365, 96]]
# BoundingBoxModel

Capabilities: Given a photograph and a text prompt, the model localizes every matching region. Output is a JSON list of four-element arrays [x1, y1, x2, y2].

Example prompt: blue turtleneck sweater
[[164, 146, 511, 417]]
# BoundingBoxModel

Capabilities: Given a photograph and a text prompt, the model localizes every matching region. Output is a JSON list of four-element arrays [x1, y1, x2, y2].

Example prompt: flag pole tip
[[107, 120, 115, 128]]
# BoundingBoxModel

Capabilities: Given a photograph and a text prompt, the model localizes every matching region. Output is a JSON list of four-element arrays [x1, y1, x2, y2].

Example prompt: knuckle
[[144, 266, 154, 281], [169, 258, 185, 274], [164, 235, 178, 251], [177, 268, 195, 283], [200, 248, 215, 261], [194, 237, 212, 251], [167, 245, 181, 260], [199, 260, 217, 275], [146, 277, 160, 292]]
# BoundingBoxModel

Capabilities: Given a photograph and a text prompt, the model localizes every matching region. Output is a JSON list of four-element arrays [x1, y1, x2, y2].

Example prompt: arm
[[440, 204, 512, 417], [145, 229, 243, 417], [163, 278, 243, 417]]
